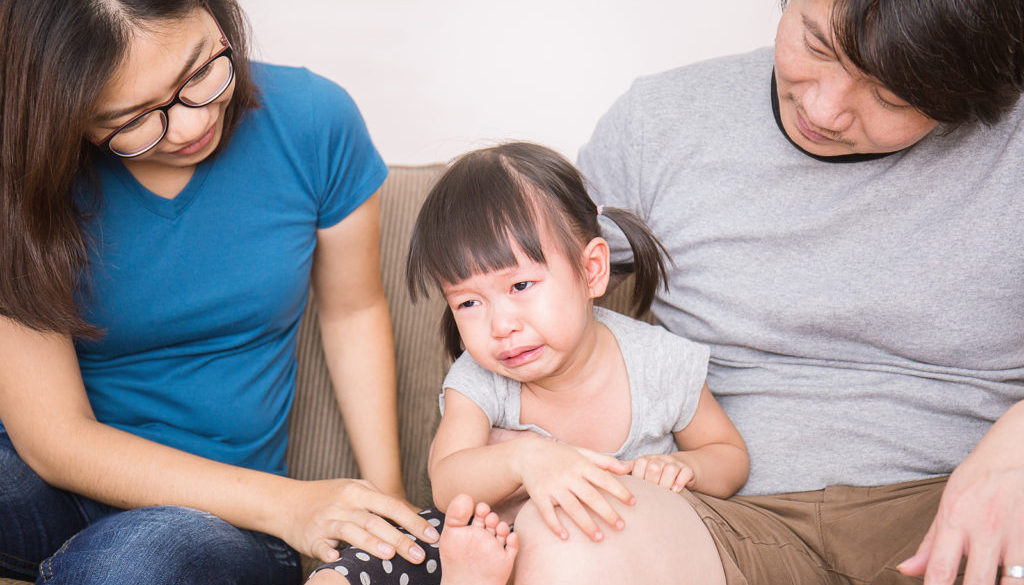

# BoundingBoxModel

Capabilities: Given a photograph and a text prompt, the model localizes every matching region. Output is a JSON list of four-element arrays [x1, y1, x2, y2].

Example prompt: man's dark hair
[[785, 0, 1024, 126]]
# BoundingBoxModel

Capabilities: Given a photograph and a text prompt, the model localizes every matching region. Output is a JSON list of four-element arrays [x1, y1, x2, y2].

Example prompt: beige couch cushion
[[286, 164, 448, 509]]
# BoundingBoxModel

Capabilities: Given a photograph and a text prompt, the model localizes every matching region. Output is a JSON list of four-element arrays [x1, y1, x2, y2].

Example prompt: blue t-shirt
[[73, 63, 388, 476]]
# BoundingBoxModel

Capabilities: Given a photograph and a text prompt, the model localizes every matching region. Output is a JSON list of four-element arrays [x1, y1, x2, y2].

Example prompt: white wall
[[245, 1, 781, 165]]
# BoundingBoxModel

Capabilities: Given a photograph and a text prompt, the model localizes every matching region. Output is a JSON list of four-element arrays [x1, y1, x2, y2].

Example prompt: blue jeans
[[0, 428, 302, 585]]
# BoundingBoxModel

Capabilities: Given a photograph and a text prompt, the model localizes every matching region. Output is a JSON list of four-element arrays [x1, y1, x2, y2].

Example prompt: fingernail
[[593, 531, 604, 542], [409, 546, 425, 562], [378, 543, 395, 557], [425, 526, 440, 541], [560, 531, 569, 540], [615, 519, 625, 530]]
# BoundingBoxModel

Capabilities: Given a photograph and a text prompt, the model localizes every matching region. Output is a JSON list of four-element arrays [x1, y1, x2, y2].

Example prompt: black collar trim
[[770, 69, 898, 164]]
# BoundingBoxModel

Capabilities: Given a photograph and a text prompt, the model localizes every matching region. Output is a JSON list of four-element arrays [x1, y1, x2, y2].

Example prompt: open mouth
[[499, 346, 543, 367]]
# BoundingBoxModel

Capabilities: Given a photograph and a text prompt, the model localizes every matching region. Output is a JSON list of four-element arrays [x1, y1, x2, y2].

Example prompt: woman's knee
[[512, 476, 726, 585], [39, 506, 300, 585], [0, 438, 100, 577]]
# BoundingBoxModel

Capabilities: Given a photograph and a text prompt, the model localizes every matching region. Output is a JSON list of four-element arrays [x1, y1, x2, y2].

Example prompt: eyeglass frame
[[95, 4, 235, 158]]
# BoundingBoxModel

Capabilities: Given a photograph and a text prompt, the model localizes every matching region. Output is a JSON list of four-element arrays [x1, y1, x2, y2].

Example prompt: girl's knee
[[306, 567, 351, 585]]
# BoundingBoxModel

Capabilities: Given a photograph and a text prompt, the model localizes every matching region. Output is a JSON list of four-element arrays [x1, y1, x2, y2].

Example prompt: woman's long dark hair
[[406, 142, 670, 360], [0, 0, 259, 337]]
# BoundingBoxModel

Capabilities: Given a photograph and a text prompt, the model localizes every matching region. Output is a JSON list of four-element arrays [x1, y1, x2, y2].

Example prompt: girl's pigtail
[[598, 207, 671, 317]]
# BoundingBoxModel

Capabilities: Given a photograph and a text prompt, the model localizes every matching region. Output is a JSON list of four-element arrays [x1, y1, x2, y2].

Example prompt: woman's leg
[[0, 428, 112, 579], [0, 426, 302, 585], [36, 505, 302, 585], [511, 475, 727, 585]]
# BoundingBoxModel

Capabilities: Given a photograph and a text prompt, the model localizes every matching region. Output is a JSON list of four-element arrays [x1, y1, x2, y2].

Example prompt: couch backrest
[[286, 164, 646, 508], [286, 165, 447, 507]]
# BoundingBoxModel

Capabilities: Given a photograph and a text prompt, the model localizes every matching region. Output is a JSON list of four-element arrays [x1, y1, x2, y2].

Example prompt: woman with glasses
[[0, 1, 436, 584]]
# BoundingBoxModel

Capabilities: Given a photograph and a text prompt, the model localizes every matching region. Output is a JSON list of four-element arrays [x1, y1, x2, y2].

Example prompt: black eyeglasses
[[96, 7, 234, 158]]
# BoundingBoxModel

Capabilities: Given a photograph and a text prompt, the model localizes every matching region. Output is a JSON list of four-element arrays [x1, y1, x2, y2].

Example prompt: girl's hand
[[632, 453, 695, 493], [279, 478, 439, 564], [517, 440, 635, 542]]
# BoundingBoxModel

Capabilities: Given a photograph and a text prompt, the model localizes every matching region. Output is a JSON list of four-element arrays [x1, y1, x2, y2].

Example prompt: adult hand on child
[[277, 478, 439, 564], [517, 439, 635, 543], [632, 453, 695, 493], [898, 402, 1024, 585]]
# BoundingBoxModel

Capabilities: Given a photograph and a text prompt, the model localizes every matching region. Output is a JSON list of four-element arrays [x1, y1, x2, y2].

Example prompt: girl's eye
[[457, 300, 479, 310], [511, 281, 534, 293]]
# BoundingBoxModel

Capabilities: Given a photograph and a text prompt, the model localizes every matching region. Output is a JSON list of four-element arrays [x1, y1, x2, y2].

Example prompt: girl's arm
[[428, 388, 524, 510], [632, 383, 749, 498], [429, 389, 634, 541], [312, 193, 405, 499], [0, 316, 435, 564]]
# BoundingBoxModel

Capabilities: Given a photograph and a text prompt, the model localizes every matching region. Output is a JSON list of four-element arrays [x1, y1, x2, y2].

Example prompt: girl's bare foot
[[439, 494, 518, 585]]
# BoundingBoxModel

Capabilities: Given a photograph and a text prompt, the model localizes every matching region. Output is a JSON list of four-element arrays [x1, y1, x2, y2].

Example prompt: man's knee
[[512, 476, 726, 585]]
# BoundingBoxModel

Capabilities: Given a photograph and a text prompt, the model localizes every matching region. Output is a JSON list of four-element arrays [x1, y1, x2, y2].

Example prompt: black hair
[[406, 142, 670, 360], [783, 0, 1024, 126]]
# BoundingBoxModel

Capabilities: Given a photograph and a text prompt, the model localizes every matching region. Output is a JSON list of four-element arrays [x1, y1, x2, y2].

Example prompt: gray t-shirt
[[440, 307, 710, 460], [578, 47, 1024, 495]]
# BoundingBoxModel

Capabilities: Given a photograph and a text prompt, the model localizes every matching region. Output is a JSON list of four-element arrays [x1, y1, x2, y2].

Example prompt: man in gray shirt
[[566, 0, 1024, 584]]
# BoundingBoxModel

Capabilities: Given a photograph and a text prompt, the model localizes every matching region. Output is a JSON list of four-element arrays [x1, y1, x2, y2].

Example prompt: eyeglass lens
[[108, 54, 234, 157]]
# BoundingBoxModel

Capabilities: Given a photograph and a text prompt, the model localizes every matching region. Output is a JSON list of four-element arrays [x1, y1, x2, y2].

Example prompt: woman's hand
[[631, 453, 695, 493], [279, 478, 439, 564], [517, 440, 634, 543], [899, 402, 1024, 585]]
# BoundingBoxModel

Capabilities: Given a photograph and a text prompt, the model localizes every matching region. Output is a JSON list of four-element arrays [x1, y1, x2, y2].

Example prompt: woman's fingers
[[312, 537, 342, 563], [361, 486, 439, 544], [292, 479, 439, 564], [328, 510, 428, 565]]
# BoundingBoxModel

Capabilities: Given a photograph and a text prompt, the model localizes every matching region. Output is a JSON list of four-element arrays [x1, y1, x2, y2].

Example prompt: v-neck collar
[[100, 154, 214, 219]]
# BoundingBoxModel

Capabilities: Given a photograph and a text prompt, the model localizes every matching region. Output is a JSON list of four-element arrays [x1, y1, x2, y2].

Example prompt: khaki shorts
[[679, 476, 959, 585]]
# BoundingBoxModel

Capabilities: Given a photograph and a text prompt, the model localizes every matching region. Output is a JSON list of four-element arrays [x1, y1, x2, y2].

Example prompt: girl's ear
[[582, 237, 611, 299]]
